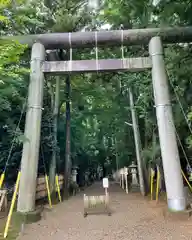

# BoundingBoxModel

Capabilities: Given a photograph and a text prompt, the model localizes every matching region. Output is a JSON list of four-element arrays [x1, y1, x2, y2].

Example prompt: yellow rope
[[155, 168, 160, 202], [45, 175, 52, 208], [55, 174, 62, 202], [4, 171, 21, 238], [0, 172, 5, 189], [150, 168, 155, 200], [181, 169, 192, 192]]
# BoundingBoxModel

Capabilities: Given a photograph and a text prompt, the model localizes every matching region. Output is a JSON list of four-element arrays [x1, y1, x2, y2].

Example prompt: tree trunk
[[49, 76, 60, 195], [129, 87, 146, 196], [63, 75, 71, 198]]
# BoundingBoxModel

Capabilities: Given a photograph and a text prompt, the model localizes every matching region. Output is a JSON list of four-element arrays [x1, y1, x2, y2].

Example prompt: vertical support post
[[46, 50, 60, 194], [64, 75, 71, 198], [149, 36, 186, 211], [17, 43, 45, 213], [114, 136, 119, 172], [49, 76, 60, 194], [129, 88, 145, 196]]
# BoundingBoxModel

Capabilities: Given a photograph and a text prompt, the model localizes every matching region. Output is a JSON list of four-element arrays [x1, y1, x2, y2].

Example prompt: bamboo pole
[[129, 88, 145, 196]]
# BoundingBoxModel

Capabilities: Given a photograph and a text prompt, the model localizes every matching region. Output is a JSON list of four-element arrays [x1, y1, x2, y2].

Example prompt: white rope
[[167, 70, 192, 135], [95, 31, 99, 73], [164, 105, 191, 166], [164, 69, 192, 168], [121, 30, 125, 69], [151, 67, 192, 170], [69, 32, 72, 72], [3, 98, 27, 172], [29, 105, 44, 110], [175, 124, 190, 166]]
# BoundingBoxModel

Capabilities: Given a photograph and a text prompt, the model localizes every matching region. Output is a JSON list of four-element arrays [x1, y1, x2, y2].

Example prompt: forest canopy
[[0, 0, 192, 184]]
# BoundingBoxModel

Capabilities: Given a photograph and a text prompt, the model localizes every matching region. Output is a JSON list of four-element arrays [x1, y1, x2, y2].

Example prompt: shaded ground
[[17, 182, 192, 240]]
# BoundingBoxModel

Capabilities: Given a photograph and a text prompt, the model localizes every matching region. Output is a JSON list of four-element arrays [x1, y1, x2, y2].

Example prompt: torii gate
[[4, 26, 192, 214]]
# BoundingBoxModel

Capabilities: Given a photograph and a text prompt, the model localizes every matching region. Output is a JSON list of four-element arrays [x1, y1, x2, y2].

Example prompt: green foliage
[[1, 0, 192, 184], [0, 41, 28, 80]]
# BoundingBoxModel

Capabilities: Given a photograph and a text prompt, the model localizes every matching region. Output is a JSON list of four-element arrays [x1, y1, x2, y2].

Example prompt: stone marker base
[[13, 207, 42, 225], [51, 192, 60, 205], [149, 200, 165, 208], [162, 207, 192, 221], [130, 184, 140, 192]]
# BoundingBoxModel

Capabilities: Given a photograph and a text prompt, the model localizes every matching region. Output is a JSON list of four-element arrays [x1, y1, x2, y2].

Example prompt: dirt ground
[[17, 182, 192, 240]]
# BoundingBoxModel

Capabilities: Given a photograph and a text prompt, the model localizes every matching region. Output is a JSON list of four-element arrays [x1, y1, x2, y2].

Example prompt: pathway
[[17, 182, 192, 240]]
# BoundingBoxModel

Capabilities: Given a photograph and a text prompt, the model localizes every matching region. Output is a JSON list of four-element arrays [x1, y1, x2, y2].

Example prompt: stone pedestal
[[71, 169, 77, 183], [131, 168, 138, 185], [129, 162, 139, 186]]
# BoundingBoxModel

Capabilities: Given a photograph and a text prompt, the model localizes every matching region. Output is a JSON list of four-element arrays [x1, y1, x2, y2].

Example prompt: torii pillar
[[149, 37, 186, 212], [17, 42, 45, 213]]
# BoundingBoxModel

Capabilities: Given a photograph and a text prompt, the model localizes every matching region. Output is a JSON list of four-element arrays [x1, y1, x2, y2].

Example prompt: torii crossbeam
[[1, 26, 192, 49]]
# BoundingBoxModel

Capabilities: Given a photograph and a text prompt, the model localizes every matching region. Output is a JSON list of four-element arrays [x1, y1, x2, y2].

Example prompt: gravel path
[[17, 182, 192, 240]]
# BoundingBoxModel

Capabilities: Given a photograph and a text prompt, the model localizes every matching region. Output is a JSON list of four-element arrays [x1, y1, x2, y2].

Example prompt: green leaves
[[1, 0, 192, 178], [0, 40, 27, 80]]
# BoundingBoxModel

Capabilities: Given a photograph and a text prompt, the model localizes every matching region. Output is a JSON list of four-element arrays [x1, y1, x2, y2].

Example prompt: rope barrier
[[167, 69, 192, 168], [0, 98, 27, 189], [162, 103, 192, 192], [168, 71, 192, 135], [3, 170, 21, 238], [181, 169, 192, 192], [155, 166, 160, 202], [55, 174, 62, 202], [150, 166, 161, 202], [40, 145, 52, 208], [150, 168, 155, 200]]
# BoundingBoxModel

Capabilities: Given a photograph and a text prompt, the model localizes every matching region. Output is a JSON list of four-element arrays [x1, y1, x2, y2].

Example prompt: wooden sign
[[124, 167, 128, 175], [103, 178, 109, 188]]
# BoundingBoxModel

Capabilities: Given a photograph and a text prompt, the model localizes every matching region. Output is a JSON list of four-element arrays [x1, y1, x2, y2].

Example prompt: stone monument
[[129, 161, 139, 186]]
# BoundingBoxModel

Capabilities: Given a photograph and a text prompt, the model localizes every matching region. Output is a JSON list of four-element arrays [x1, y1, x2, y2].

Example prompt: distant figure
[[102, 165, 106, 178]]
